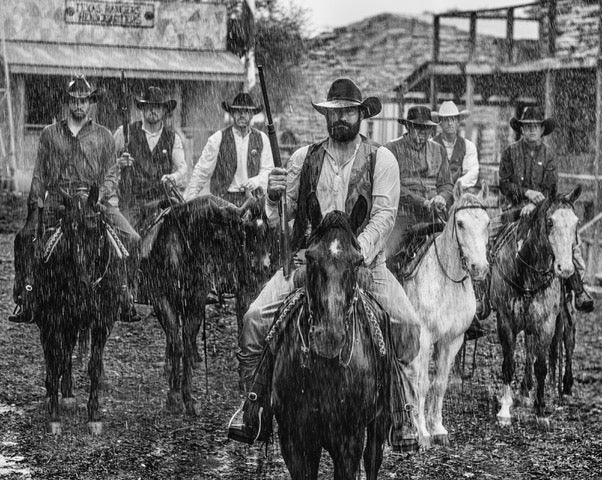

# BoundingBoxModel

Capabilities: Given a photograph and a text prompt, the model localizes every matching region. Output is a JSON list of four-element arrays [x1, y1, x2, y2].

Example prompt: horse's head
[[304, 195, 367, 358], [523, 185, 581, 278], [448, 180, 490, 281], [238, 189, 273, 275]]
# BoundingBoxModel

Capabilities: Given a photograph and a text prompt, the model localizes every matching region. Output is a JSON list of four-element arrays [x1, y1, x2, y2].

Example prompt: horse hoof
[[185, 404, 198, 417], [432, 434, 449, 446], [166, 392, 183, 414], [60, 397, 77, 411], [536, 417, 551, 430], [418, 435, 432, 450], [497, 414, 511, 426], [47, 422, 62, 435], [87, 421, 103, 435]]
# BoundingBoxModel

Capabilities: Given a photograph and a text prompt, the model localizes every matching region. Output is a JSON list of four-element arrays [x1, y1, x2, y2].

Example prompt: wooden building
[[0, 0, 246, 191]]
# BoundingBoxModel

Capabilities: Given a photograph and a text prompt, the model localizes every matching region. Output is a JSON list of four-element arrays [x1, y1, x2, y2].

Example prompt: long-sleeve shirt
[[28, 119, 119, 210], [439, 136, 479, 188], [265, 138, 400, 266], [113, 123, 188, 189], [184, 127, 273, 200], [499, 138, 557, 207]]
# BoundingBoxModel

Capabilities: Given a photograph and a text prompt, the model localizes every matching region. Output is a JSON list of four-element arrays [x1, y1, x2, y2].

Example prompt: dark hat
[[312, 78, 382, 119], [222, 93, 263, 115], [135, 86, 177, 113], [510, 106, 555, 136], [66, 75, 98, 102], [399, 106, 439, 127]]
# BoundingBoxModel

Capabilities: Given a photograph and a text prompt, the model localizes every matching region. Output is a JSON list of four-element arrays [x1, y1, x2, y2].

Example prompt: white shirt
[[113, 123, 188, 189], [441, 136, 479, 188], [266, 138, 400, 266], [184, 127, 274, 200]]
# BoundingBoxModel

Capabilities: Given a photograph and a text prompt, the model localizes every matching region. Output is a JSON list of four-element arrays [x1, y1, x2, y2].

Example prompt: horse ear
[[307, 193, 323, 229], [567, 184, 582, 204], [477, 180, 489, 202], [88, 184, 99, 207], [349, 196, 368, 235], [453, 179, 463, 203]]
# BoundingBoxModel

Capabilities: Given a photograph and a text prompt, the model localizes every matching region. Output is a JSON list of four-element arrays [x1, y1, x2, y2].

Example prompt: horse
[[272, 202, 390, 480], [141, 194, 274, 415], [34, 185, 124, 435], [386, 181, 490, 447], [490, 186, 582, 427]]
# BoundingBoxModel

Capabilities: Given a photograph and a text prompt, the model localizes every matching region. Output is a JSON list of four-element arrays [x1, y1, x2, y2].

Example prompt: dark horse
[[272, 205, 390, 480], [33, 185, 123, 435], [491, 186, 582, 427], [141, 194, 274, 415]]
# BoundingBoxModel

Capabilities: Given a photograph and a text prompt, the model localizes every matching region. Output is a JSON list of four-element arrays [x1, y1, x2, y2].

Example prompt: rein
[[433, 204, 487, 284]]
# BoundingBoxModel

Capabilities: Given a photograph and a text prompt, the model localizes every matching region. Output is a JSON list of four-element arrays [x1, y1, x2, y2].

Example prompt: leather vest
[[210, 126, 263, 198], [433, 133, 466, 184], [291, 137, 379, 251]]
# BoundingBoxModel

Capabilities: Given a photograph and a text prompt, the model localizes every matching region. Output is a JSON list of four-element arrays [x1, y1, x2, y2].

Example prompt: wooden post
[[544, 69, 555, 118], [506, 8, 515, 63], [433, 15, 440, 63], [430, 75, 437, 110], [465, 74, 474, 139], [591, 0, 602, 283], [469, 12, 477, 61], [548, 0, 557, 57], [1, 25, 16, 191]]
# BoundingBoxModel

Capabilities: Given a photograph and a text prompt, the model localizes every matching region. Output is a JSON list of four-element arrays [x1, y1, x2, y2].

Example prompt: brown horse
[[141, 194, 274, 415], [491, 186, 582, 427], [34, 185, 123, 435], [272, 203, 390, 480]]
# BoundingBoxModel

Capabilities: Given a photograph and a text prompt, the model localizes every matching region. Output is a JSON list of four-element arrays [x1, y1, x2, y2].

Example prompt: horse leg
[[155, 297, 183, 414], [563, 310, 575, 396], [496, 314, 516, 426], [182, 295, 206, 416], [60, 340, 77, 412], [41, 322, 62, 435], [87, 321, 112, 435], [409, 333, 431, 448], [187, 288, 207, 369], [520, 334, 535, 407], [278, 422, 321, 480], [427, 335, 464, 446], [363, 415, 387, 480], [533, 348, 550, 428], [330, 428, 365, 480]]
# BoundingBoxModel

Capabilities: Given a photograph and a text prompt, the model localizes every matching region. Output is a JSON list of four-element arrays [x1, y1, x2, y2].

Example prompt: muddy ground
[[0, 227, 601, 479]]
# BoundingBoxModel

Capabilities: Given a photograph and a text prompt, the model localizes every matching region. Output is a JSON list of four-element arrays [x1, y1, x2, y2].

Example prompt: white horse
[[390, 181, 490, 447]]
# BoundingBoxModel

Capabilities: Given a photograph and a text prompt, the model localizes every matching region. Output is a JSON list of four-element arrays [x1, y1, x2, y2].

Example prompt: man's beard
[[328, 118, 361, 142], [70, 110, 86, 121]]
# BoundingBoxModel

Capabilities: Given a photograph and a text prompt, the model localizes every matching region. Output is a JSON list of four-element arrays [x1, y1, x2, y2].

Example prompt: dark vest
[[291, 137, 379, 251], [120, 121, 174, 210], [210, 126, 263, 198], [433, 133, 466, 184]]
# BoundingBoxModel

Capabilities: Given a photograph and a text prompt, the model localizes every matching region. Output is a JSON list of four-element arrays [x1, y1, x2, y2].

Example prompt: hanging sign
[[64, 0, 155, 28]]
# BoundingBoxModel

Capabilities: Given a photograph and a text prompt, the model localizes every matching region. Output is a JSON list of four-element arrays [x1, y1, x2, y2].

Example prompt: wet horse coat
[[272, 206, 390, 480], [491, 187, 581, 426], [388, 182, 490, 447]]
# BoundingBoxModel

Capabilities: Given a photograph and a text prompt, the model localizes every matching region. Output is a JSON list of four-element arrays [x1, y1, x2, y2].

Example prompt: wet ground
[[0, 232, 601, 479]]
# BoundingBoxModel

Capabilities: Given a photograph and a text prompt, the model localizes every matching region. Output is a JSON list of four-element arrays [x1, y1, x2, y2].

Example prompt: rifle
[[258, 65, 293, 278], [120, 70, 130, 154]]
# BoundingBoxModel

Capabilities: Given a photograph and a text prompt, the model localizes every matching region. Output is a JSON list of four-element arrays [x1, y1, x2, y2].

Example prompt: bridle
[[433, 204, 488, 284]]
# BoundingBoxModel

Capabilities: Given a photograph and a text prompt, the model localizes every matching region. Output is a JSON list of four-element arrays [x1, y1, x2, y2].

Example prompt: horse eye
[[457, 220, 464, 229], [546, 218, 554, 228]]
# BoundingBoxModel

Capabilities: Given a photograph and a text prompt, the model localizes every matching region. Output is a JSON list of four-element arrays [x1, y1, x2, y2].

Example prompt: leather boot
[[389, 356, 419, 453], [228, 349, 274, 444], [568, 272, 594, 313], [8, 283, 35, 324]]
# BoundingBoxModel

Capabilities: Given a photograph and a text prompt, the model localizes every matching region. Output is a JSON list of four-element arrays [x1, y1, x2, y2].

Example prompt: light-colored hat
[[432, 101, 470, 122]]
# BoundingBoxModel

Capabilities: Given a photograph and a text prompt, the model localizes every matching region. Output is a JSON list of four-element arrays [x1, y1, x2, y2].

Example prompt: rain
[[0, 0, 601, 479]]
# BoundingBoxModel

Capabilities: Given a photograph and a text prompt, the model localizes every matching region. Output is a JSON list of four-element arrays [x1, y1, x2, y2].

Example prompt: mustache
[[332, 121, 352, 129]]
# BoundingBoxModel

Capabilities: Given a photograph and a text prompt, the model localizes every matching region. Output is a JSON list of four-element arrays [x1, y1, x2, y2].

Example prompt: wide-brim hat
[[431, 101, 470, 122], [135, 86, 177, 113], [65, 75, 98, 103], [399, 105, 439, 127], [222, 92, 263, 115], [312, 78, 382, 119], [510, 106, 555, 136]]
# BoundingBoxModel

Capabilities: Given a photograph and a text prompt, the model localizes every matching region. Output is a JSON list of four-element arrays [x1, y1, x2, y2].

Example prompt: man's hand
[[431, 195, 447, 212], [267, 167, 287, 202], [525, 189, 545, 205], [520, 202, 536, 217], [161, 173, 175, 184], [241, 180, 256, 192], [118, 152, 134, 169]]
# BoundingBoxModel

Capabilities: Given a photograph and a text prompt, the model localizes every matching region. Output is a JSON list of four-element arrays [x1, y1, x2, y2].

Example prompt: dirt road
[[0, 233, 601, 479]]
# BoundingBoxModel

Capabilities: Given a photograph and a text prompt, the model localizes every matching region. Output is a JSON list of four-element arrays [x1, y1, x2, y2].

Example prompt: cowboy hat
[[510, 106, 555, 136], [65, 75, 98, 103], [431, 101, 470, 122], [312, 78, 382, 119], [135, 86, 177, 113], [398, 106, 439, 127], [222, 93, 263, 115]]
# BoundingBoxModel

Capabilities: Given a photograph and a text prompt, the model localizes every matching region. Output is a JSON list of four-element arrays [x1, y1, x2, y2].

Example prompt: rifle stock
[[258, 65, 293, 278]]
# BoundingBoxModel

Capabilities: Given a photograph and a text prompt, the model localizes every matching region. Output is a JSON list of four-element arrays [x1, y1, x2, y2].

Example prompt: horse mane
[[308, 210, 361, 250], [449, 191, 485, 216], [171, 195, 241, 227]]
